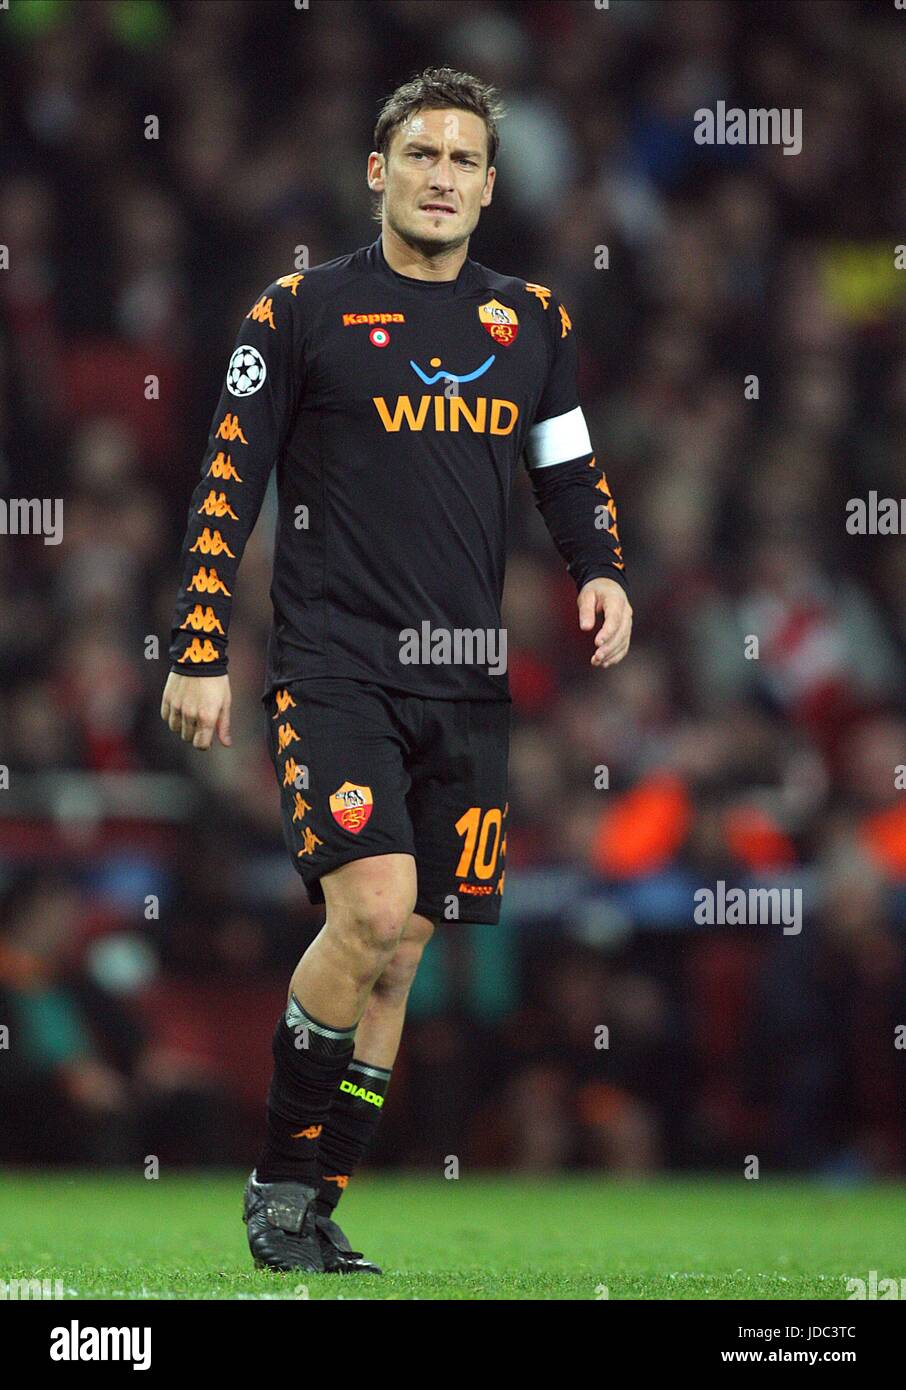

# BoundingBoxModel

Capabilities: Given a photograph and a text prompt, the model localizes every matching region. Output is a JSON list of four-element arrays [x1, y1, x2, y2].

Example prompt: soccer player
[[161, 67, 631, 1274]]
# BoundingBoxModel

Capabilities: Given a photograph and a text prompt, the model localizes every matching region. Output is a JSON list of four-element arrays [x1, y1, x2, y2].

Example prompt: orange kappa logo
[[524, 282, 551, 310], [206, 451, 242, 482], [589, 456, 624, 569], [296, 826, 323, 858], [177, 637, 220, 666], [216, 412, 248, 443], [187, 564, 230, 596], [197, 490, 239, 521], [277, 720, 300, 753], [342, 312, 405, 326], [273, 688, 297, 716], [190, 527, 235, 558], [291, 1124, 323, 1140], [246, 296, 276, 329], [179, 604, 225, 636]]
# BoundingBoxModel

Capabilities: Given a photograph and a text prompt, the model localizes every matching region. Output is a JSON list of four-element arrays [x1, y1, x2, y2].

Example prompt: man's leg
[[245, 853, 421, 1271], [352, 911, 436, 1066], [314, 910, 435, 1216], [255, 853, 417, 1187]]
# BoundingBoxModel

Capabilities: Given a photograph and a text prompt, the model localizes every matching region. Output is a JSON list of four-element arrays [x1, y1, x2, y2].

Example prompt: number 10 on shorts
[[454, 805, 506, 880]]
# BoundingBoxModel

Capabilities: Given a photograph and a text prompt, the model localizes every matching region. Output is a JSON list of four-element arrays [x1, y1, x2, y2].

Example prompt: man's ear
[[367, 151, 385, 191]]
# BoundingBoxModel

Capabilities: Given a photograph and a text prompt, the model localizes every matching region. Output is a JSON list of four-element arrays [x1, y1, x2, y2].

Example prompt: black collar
[[368, 234, 481, 297]]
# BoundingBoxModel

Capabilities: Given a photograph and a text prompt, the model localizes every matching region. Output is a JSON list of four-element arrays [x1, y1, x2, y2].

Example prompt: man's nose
[[430, 158, 456, 188]]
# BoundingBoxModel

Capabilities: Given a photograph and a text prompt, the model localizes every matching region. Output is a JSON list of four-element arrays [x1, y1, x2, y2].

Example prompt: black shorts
[[263, 679, 511, 924]]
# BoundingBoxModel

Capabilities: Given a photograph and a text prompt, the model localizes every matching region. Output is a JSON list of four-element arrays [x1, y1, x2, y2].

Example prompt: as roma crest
[[478, 297, 519, 347], [329, 781, 373, 834]]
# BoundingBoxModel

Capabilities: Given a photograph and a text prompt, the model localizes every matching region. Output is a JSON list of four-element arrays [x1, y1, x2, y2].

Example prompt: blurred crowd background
[[1, 0, 905, 1180]]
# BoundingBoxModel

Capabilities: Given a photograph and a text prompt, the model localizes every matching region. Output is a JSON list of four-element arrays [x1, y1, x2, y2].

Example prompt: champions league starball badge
[[227, 345, 267, 396]]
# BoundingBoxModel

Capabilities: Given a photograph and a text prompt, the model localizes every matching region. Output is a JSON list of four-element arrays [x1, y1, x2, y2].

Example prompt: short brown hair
[[370, 66, 504, 220]]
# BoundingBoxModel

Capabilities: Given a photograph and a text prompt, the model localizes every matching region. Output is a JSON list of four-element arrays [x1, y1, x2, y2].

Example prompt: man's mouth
[[421, 204, 456, 216]]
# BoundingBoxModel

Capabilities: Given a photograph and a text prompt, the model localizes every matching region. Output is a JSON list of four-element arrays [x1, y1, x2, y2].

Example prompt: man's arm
[[523, 286, 631, 669], [162, 274, 305, 748]]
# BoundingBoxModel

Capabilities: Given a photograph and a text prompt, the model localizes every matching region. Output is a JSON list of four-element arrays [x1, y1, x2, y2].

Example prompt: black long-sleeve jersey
[[168, 234, 626, 705]]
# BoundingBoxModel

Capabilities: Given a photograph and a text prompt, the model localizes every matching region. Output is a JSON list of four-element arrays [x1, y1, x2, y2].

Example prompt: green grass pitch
[[1, 1171, 903, 1300]]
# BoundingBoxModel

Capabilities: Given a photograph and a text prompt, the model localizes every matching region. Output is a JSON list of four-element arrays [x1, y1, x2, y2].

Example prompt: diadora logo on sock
[[339, 1080, 384, 1107]]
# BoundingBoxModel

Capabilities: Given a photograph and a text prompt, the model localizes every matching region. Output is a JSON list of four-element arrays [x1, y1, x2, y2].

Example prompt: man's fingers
[[591, 607, 632, 666], [578, 590, 599, 630], [193, 723, 214, 751], [603, 635, 631, 668], [594, 599, 629, 653], [162, 675, 232, 750], [165, 706, 223, 750], [216, 706, 232, 748], [592, 635, 629, 668], [188, 712, 218, 750], [595, 602, 624, 648]]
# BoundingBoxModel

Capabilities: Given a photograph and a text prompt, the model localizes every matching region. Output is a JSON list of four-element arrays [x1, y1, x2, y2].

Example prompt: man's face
[[369, 106, 495, 248]]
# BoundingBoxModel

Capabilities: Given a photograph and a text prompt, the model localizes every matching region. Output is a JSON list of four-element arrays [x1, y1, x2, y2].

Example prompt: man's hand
[[161, 671, 232, 750], [578, 577, 633, 669]]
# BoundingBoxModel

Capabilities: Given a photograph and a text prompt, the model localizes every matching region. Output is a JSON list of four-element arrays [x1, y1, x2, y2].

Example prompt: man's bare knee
[[372, 912, 436, 1001], [322, 854, 418, 958]]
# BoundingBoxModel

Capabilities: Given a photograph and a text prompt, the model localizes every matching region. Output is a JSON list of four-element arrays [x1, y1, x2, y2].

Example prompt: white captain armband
[[525, 405, 592, 469]]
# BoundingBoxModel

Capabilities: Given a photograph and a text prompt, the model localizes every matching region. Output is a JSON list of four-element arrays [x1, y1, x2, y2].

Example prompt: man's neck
[[381, 224, 468, 282]]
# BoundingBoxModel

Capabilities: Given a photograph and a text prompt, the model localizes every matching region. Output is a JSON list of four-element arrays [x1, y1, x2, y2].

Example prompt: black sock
[[315, 1058, 392, 1216], [255, 994, 357, 1186]]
